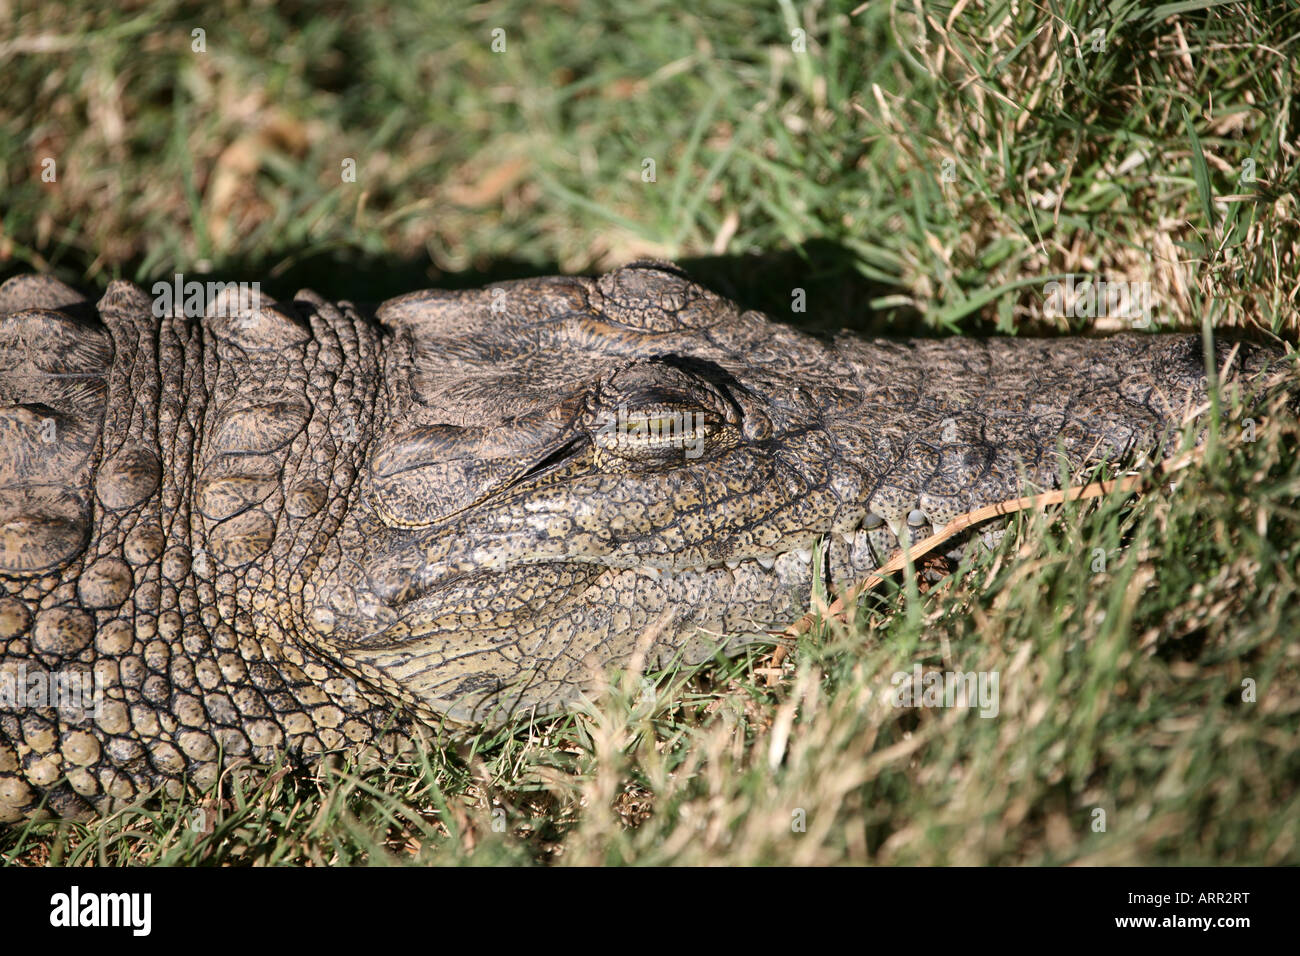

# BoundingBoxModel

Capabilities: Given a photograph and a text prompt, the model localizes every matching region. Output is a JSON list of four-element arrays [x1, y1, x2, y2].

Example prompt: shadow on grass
[[1, 238, 921, 337]]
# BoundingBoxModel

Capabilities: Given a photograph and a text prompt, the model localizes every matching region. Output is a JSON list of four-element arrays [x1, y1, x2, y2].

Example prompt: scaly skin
[[0, 262, 1287, 820]]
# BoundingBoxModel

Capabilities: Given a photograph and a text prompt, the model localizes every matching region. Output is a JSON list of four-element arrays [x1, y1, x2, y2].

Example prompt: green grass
[[2, 0, 1298, 865]]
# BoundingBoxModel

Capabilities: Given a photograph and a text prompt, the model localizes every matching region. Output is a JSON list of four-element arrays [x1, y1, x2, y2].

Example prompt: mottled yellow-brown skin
[[0, 262, 1286, 820]]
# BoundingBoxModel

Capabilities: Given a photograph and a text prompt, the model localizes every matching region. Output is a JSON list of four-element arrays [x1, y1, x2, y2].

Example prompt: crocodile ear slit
[[368, 417, 579, 528]]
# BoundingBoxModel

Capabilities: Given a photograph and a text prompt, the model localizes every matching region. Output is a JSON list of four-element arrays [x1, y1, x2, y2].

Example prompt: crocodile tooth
[[757, 557, 775, 570], [795, 548, 812, 565], [725, 560, 740, 570], [863, 512, 884, 529]]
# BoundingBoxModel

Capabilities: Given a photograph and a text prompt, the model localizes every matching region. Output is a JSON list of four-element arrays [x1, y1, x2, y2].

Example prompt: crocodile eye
[[593, 403, 713, 462], [588, 359, 743, 464]]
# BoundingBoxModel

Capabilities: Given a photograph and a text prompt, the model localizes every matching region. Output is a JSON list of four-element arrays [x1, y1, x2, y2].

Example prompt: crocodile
[[0, 261, 1289, 821]]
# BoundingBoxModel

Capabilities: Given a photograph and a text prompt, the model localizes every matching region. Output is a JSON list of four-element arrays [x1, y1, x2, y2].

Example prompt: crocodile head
[[309, 262, 870, 723], [298, 261, 1278, 723]]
